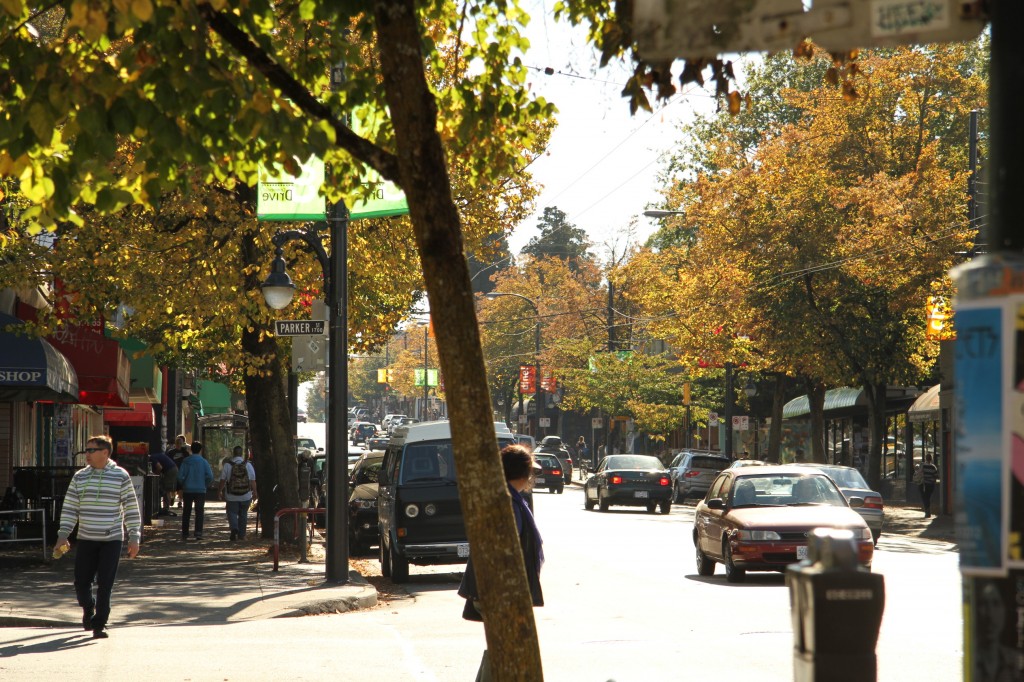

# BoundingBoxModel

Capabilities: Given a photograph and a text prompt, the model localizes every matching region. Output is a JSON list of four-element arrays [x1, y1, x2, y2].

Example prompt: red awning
[[47, 326, 131, 407], [103, 402, 156, 427]]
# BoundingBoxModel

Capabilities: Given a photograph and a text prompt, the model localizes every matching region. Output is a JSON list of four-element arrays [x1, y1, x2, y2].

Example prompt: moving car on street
[[350, 421, 378, 444], [537, 436, 573, 483], [693, 466, 874, 583], [532, 453, 565, 494], [583, 454, 672, 514]]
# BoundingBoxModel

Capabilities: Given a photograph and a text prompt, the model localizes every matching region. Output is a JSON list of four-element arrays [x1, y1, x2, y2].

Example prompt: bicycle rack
[[272, 507, 326, 571]]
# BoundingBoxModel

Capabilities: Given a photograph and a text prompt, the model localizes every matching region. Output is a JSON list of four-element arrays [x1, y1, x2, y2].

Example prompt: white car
[[382, 413, 407, 431]]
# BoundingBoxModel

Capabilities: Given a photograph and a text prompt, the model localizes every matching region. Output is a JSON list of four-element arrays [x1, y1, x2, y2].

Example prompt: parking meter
[[786, 528, 885, 682]]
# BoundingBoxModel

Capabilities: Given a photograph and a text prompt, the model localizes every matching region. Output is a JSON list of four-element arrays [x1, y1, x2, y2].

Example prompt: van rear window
[[693, 457, 730, 471]]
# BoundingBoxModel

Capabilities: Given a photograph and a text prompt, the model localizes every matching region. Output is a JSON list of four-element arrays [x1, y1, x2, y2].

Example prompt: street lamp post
[[485, 292, 542, 435], [261, 201, 350, 583]]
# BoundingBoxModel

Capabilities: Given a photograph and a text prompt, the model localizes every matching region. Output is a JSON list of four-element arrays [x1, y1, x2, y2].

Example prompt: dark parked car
[[790, 463, 884, 543], [348, 452, 385, 552], [532, 453, 565, 494], [365, 436, 390, 452], [668, 451, 731, 503], [583, 454, 672, 514], [693, 466, 874, 583], [537, 436, 573, 483]]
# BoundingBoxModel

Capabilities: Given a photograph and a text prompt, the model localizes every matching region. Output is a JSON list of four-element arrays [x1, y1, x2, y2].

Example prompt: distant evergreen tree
[[521, 207, 592, 272], [304, 374, 327, 422]]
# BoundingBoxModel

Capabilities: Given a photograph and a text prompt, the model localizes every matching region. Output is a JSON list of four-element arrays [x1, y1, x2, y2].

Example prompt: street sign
[[292, 336, 327, 373], [275, 320, 326, 336], [709, 411, 720, 427], [539, 418, 551, 428], [519, 415, 528, 425], [591, 417, 603, 429], [733, 415, 750, 431]]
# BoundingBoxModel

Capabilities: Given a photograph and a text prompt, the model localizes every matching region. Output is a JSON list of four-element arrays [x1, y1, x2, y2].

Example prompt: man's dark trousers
[[182, 492, 207, 538], [74, 539, 123, 630]]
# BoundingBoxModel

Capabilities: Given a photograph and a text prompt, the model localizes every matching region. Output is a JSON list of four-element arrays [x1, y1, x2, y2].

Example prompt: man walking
[[919, 454, 939, 518], [218, 445, 256, 541], [54, 435, 141, 639], [178, 441, 214, 540]]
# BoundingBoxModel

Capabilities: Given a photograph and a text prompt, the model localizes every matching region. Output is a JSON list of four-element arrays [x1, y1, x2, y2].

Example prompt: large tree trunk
[[374, 2, 543, 679], [806, 379, 827, 463], [863, 381, 886, 490], [240, 230, 300, 540], [766, 374, 787, 463]]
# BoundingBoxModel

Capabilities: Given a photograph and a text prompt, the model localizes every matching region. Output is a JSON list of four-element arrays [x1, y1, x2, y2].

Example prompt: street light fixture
[[260, 201, 350, 583], [743, 378, 757, 399], [643, 209, 686, 219], [484, 292, 543, 436]]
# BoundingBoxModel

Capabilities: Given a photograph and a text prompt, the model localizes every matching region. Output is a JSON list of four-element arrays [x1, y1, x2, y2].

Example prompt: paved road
[[0, 484, 962, 681]]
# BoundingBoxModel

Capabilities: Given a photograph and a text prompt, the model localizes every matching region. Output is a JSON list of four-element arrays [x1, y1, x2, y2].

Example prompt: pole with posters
[[950, 4, 1024, 680]]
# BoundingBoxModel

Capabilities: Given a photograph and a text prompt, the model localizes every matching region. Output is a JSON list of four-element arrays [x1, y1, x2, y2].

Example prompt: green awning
[[198, 379, 232, 415], [113, 337, 162, 403], [783, 387, 867, 419]]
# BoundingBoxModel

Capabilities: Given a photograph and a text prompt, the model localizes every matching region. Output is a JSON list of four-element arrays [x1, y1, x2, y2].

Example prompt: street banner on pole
[[257, 155, 326, 221]]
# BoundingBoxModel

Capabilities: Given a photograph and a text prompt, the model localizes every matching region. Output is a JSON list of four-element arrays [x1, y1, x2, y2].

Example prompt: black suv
[[537, 436, 573, 483], [532, 453, 565, 494]]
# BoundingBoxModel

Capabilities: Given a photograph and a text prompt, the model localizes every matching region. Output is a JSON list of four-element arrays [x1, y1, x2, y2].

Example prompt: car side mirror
[[706, 498, 725, 510], [847, 496, 865, 508]]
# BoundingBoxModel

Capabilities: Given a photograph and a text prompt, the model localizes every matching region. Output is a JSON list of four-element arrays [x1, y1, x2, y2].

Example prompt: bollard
[[272, 507, 326, 571], [786, 528, 885, 682]]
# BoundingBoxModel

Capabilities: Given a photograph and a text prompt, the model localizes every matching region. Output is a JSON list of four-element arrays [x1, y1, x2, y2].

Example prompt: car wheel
[[659, 499, 671, 515], [556, 485, 564, 494], [379, 538, 392, 578], [646, 502, 657, 513], [390, 542, 410, 583], [599, 494, 610, 512], [723, 539, 746, 583], [584, 491, 595, 510], [696, 543, 716, 577]]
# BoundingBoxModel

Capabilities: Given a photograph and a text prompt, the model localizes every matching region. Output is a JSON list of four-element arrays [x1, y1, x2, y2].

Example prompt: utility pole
[[605, 277, 615, 458]]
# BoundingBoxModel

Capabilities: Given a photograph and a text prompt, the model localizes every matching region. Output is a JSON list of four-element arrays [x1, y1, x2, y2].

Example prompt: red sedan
[[693, 466, 873, 583]]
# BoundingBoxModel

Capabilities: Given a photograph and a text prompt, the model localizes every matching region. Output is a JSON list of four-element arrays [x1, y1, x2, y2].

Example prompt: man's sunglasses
[[83, 447, 109, 453]]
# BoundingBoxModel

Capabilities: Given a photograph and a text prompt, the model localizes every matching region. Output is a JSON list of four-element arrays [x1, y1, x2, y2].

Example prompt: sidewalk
[[0, 502, 376, 629]]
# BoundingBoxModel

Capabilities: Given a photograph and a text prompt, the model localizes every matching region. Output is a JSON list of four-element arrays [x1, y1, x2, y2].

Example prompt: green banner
[[347, 108, 409, 220], [257, 155, 326, 221], [414, 368, 439, 387]]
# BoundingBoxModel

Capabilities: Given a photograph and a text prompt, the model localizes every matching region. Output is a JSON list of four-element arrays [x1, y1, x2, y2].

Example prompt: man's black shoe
[[230, 530, 237, 541], [92, 629, 108, 639], [83, 607, 94, 631]]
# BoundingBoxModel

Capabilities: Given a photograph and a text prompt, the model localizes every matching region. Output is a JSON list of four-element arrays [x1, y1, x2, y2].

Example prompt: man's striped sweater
[[58, 460, 142, 543]]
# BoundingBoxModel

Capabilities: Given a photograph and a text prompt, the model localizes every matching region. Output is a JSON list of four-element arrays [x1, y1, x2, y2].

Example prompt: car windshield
[[604, 455, 663, 470], [731, 474, 847, 507], [816, 466, 871, 490]]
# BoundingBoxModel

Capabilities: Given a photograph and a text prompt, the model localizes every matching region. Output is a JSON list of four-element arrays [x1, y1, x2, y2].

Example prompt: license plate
[[535, 477, 545, 485], [457, 543, 470, 558], [634, 490, 649, 498], [796, 546, 808, 560]]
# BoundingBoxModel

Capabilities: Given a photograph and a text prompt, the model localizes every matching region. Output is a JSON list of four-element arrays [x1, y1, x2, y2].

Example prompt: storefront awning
[[0, 313, 79, 402], [48, 325, 131, 407], [103, 402, 156, 427], [783, 387, 867, 419], [197, 379, 232, 415], [113, 336, 163, 403], [908, 384, 941, 423]]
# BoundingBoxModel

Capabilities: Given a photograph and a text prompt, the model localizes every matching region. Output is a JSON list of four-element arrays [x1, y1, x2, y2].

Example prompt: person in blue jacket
[[177, 441, 214, 541]]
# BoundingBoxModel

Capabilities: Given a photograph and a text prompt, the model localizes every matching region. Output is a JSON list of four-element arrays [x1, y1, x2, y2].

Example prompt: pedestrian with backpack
[[218, 445, 256, 541]]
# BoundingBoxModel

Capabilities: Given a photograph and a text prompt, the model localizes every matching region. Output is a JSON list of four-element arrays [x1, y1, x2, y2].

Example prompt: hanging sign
[[257, 155, 326, 221]]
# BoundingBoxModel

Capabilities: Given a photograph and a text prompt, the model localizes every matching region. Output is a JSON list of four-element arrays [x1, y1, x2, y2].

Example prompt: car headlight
[[736, 530, 781, 541], [405, 503, 420, 518], [424, 503, 437, 516]]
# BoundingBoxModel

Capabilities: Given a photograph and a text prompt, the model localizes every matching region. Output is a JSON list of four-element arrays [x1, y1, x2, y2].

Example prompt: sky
[[508, 4, 721, 257]]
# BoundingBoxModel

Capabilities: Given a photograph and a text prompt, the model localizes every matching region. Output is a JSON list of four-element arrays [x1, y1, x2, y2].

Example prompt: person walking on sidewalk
[[148, 449, 178, 516], [218, 446, 256, 541], [919, 454, 939, 517], [166, 434, 189, 509], [54, 435, 141, 639], [178, 441, 214, 540]]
